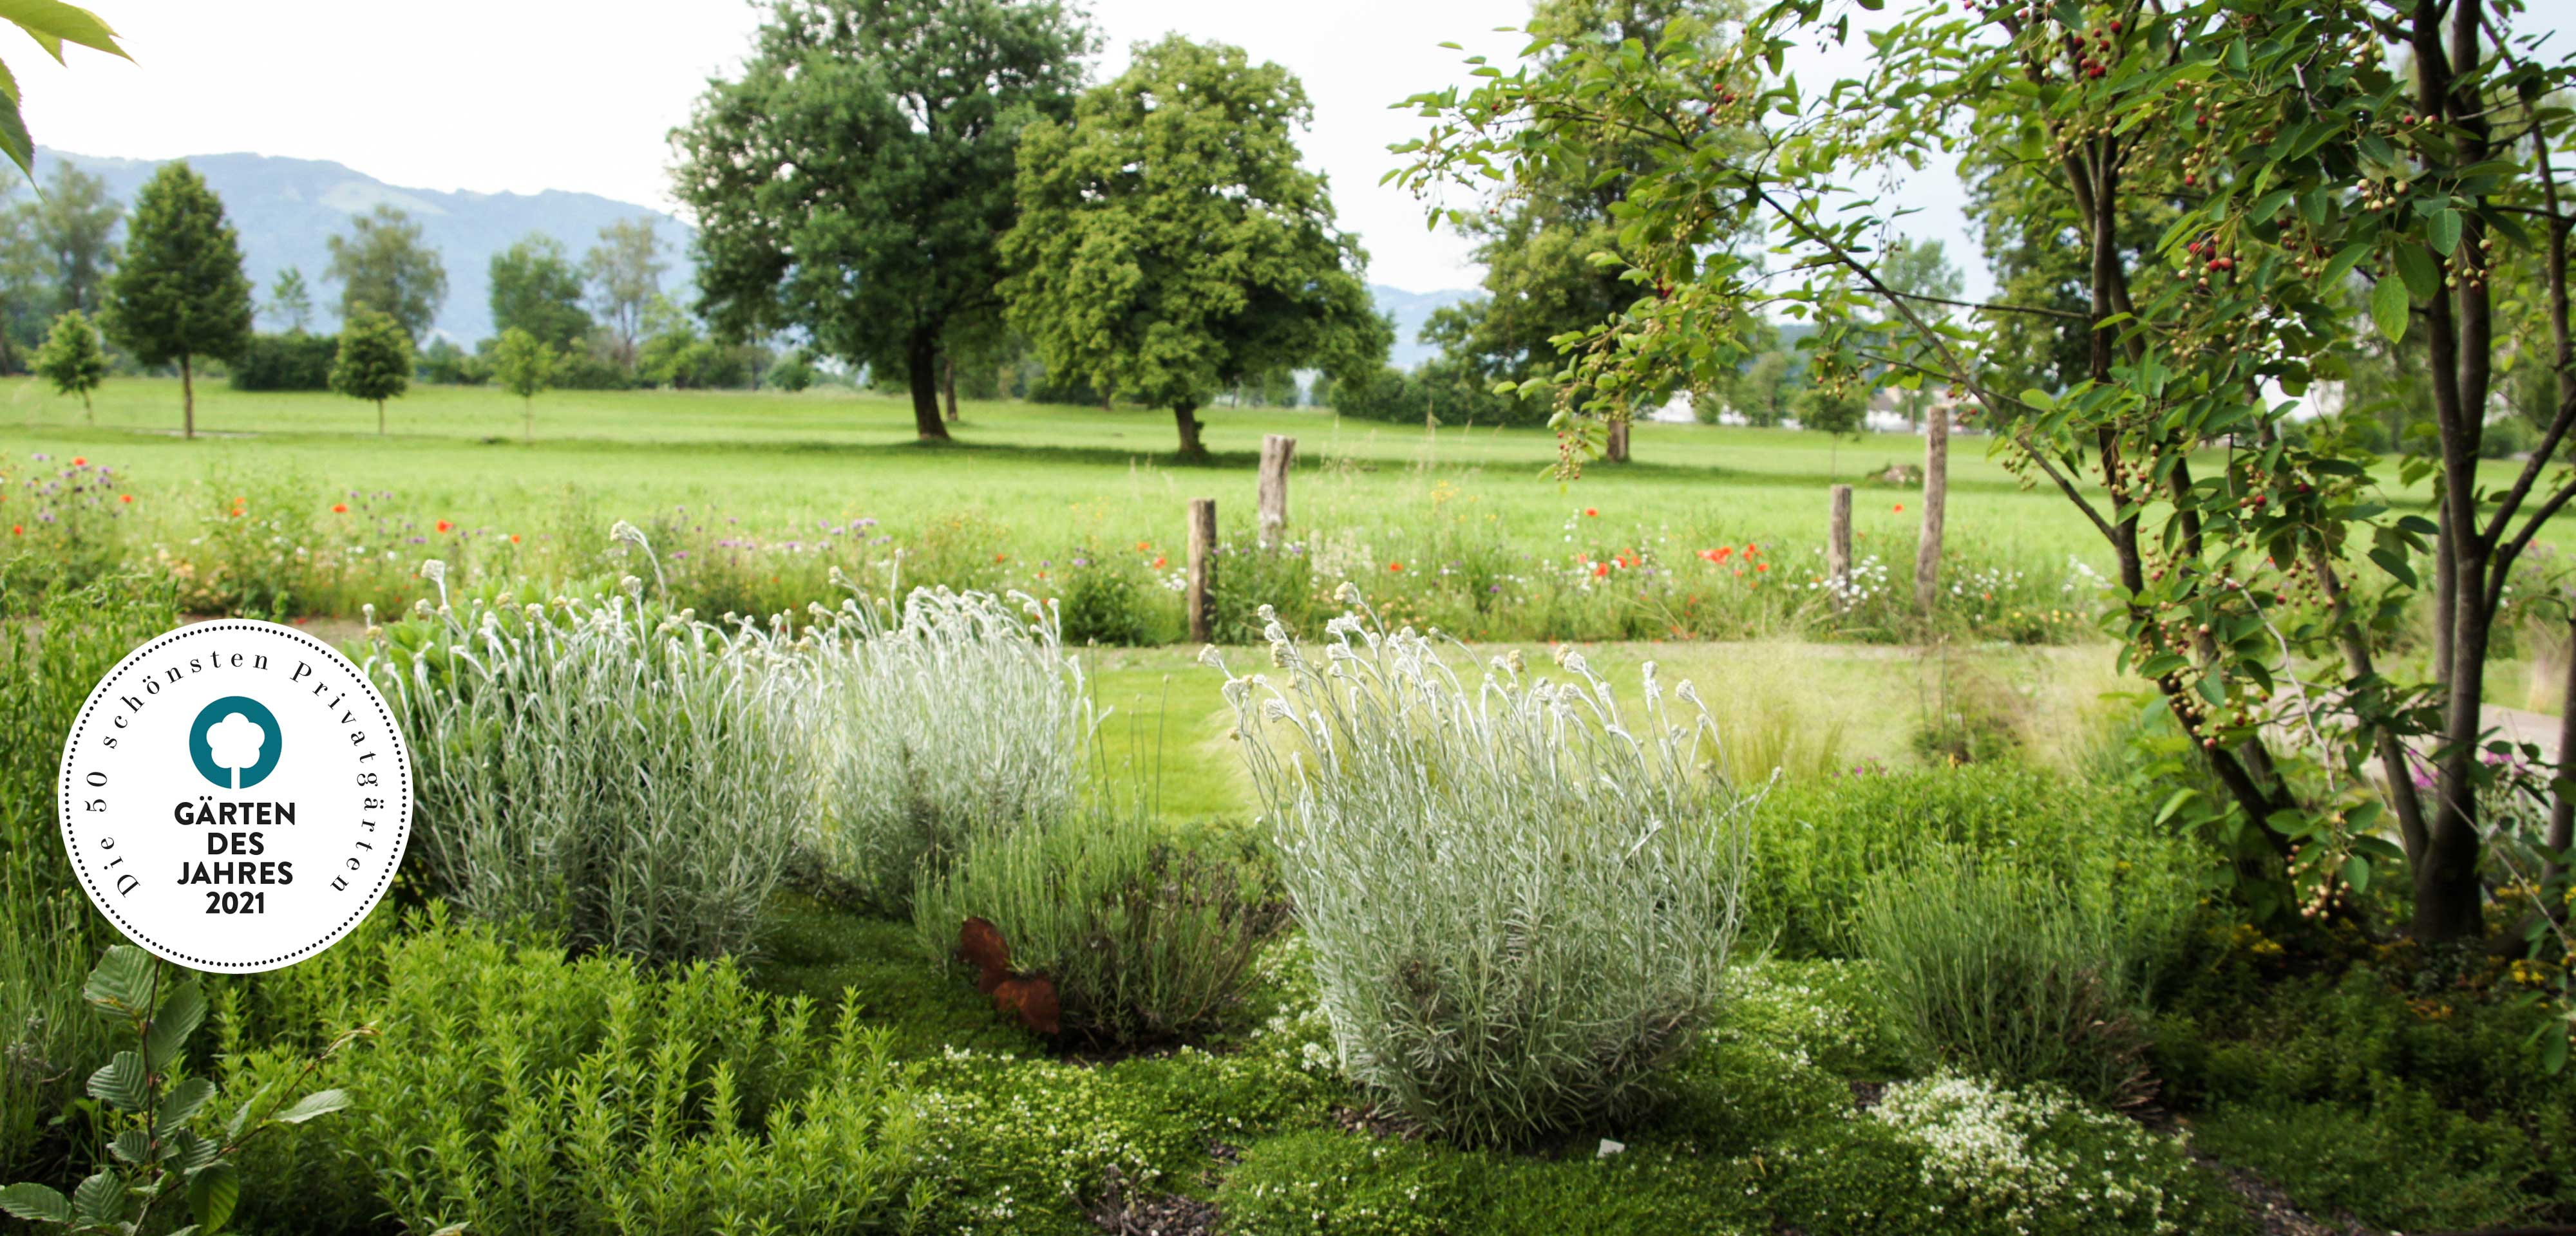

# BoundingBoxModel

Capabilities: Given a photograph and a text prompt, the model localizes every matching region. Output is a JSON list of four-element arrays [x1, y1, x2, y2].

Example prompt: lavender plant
[[1213, 588, 1757, 1145], [366, 553, 808, 962], [804, 582, 1094, 908]]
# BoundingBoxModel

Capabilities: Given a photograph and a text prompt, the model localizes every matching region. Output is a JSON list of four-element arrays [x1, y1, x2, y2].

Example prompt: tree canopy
[[329, 307, 412, 435], [583, 218, 664, 369], [489, 326, 556, 443], [325, 204, 446, 341], [32, 308, 106, 419], [673, 0, 1092, 442], [491, 234, 592, 351], [100, 160, 251, 438], [33, 164, 120, 316], [1396, 0, 2576, 950], [1001, 36, 1388, 456]]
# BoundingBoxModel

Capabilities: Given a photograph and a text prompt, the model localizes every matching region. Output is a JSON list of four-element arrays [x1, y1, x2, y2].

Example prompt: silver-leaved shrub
[[1215, 591, 1756, 1145], [804, 584, 1094, 908], [368, 565, 806, 962]]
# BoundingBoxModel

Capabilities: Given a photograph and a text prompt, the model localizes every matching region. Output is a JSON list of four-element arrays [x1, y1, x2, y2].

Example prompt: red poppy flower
[[1894, 503, 1905, 512], [1584, 507, 1598, 518], [435, 520, 454, 533], [71, 456, 85, 466], [1153, 556, 1168, 568], [331, 503, 348, 514], [509, 534, 522, 544], [118, 494, 131, 503], [1756, 563, 1770, 573], [994, 552, 1008, 563], [1593, 562, 1611, 577], [1388, 561, 1405, 572]]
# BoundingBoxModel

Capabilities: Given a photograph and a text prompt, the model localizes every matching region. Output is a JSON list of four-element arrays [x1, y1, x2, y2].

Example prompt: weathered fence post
[[1916, 403, 1949, 615], [1605, 417, 1631, 464], [1258, 435, 1295, 547], [1828, 483, 1853, 606], [1187, 498, 1218, 644]]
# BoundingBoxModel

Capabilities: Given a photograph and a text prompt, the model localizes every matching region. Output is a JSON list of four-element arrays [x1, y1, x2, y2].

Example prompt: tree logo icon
[[188, 696, 282, 789]]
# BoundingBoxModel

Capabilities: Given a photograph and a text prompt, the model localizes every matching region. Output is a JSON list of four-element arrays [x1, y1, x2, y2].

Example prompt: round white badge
[[57, 620, 412, 972]]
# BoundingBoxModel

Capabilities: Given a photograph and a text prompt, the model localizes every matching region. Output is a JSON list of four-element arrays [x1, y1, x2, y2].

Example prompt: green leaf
[[2153, 788, 2200, 826], [83, 945, 155, 1019], [2019, 387, 2057, 411], [165, 1128, 217, 1174], [0, 0, 131, 62], [2543, 1027, 2570, 1074], [69, 1170, 120, 1226], [269, 1089, 350, 1125], [2250, 189, 2295, 223], [86, 1050, 147, 1112], [2343, 853, 2371, 894], [158, 1076, 216, 1127], [2394, 243, 2440, 302], [2368, 545, 2418, 588], [147, 982, 206, 1071], [108, 1127, 150, 1165], [187, 1161, 238, 1233], [2371, 277, 2409, 342], [2321, 241, 2372, 286], [2427, 208, 2462, 256], [0, 1182, 71, 1224], [0, 91, 30, 183]]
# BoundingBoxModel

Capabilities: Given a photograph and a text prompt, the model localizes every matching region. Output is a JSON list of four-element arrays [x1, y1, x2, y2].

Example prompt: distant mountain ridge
[[1368, 283, 1476, 371], [32, 146, 694, 344]]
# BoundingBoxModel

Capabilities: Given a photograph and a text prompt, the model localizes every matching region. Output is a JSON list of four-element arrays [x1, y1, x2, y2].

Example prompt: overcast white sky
[[16, 0, 2571, 301]]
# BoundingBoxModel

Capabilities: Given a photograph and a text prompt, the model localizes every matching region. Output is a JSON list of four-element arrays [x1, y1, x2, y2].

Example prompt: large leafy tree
[[1002, 37, 1388, 456], [582, 218, 664, 369], [325, 204, 446, 342], [100, 162, 251, 439], [33, 164, 119, 315], [490, 234, 592, 350], [1423, 0, 1742, 402], [329, 307, 411, 435], [674, 0, 1091, 442], [1399, 0, 2576, 966]]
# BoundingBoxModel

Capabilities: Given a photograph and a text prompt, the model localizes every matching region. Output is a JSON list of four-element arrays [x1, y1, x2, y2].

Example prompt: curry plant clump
[[804, 581, 1095, 909], [366, 547, 807, 963], [1215, 588, 1757, 1145]]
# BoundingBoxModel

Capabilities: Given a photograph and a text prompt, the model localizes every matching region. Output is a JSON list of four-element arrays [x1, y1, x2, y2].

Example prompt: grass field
[[3, 377, 2567, 647], [0, 376, 2203, 562]]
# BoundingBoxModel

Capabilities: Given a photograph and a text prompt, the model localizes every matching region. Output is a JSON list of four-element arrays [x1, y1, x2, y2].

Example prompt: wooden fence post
[[1916, 403, 1949, 615], [1827, 484, 1853, 606], [1258, 435, 1295, 547], [1187, 498, 1218, 644]]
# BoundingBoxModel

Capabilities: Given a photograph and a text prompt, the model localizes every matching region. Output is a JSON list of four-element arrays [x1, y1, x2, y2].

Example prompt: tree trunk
[[1915, 404, 1949, 615], [942, 353, 960, 422], [1605, 417, 1630, 463], [905, 332, 951, 442], [1173, 402, 1205, 457], [81, 391, 93, 424], [378, 398, 386, 436], [2548, 610, 2576, 900], [181, 354, 195, 440], [524, 397, 535, 444]]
